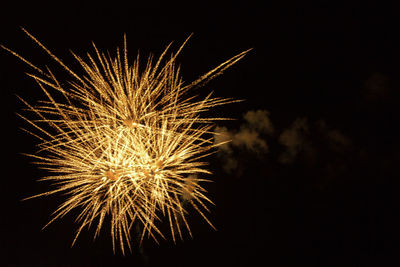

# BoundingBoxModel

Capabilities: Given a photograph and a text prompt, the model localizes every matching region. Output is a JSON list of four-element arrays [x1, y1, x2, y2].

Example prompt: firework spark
[[3, 29, 250, 253]]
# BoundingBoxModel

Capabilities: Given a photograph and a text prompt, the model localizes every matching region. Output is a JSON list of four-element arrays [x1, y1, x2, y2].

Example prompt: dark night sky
[[2, 1, 400, 266]]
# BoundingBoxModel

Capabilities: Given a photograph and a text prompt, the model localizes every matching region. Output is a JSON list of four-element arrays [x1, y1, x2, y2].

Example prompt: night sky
[[2, 1, 400, 266]]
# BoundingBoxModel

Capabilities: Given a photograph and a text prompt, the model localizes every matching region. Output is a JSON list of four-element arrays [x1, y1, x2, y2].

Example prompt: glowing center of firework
[[141, 159, 165, 178], [105, 170, 120, 181], [155, 160, 164, 169], [143, 168, 158, 179], [123, 118, 140, 129]]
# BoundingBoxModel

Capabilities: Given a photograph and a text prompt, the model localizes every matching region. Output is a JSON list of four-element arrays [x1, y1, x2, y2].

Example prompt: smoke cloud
[[243, 110, 275, 135], [214, 110, 273, 174], [278, 117, 310, 164], [214, 109, 353, 175], [278, 118, 353, 164], [316, 120, 352, 153]]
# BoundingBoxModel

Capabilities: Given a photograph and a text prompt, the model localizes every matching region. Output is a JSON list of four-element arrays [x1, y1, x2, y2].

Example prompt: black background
[[2, 1, 400, 266]]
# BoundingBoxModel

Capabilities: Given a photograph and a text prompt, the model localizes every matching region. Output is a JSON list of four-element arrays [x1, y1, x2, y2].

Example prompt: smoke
[[214, 110, 273, 174], [278, 118, 353, 164], [214, 109, 273, 153], [181, 174, 198, 202], [278, 117, 310, 164], [243, 110, 275, 135], [214, 109, 353, 175], [316, 120, 352, 153]]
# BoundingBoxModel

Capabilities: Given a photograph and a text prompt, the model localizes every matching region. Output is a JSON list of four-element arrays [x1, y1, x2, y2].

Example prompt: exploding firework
[[3, 28, 250, 253]]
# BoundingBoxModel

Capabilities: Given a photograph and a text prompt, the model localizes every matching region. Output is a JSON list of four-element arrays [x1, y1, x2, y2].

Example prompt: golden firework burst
[[3, 28, 250, 253]]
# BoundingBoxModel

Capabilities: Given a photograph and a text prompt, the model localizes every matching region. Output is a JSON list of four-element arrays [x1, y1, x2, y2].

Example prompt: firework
[[3, 29, 250, 253]]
